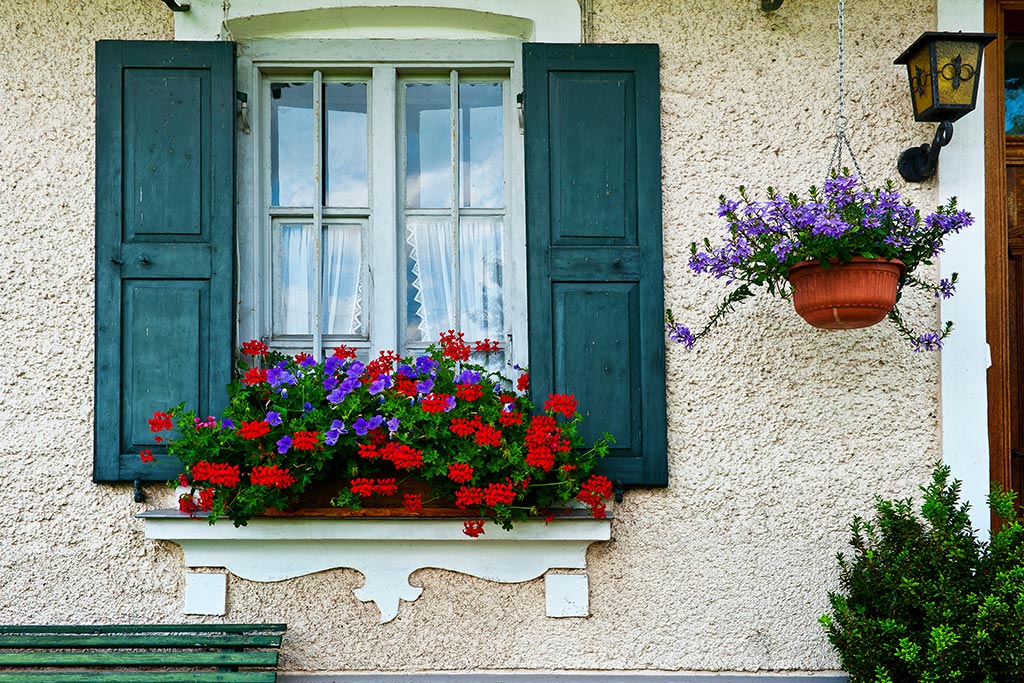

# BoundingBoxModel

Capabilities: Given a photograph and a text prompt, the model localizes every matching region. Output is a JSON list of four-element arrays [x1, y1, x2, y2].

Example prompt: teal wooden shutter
[[94, 41, 235, 483], [523, 43, 667, 487]]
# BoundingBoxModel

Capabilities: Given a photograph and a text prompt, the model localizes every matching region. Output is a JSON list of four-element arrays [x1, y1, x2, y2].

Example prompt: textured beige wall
[[0, 0, 943, 674]]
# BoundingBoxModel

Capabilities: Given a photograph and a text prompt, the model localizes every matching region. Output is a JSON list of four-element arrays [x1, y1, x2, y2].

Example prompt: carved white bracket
[[140, 511, 610, 622]]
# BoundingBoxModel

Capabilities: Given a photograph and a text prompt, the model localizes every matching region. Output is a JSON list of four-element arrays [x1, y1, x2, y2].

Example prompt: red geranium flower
[[250, 465, 295, 489], [403, 493, 423, 513], [242, 367, 267, 385], [455, 486, 484, 509], [439, 330, 471, 361], [449, 418, 479, 437], [483, 482, 516, 506], [291, 431, 319, 451], [191, 461, 241, 488], [517, 372, 529, 391], [420, 393, 454, 413], [139, 449, 154, 463], [380, 443, 423, 469], [332, 344, 358, 359], [241, 339, 268, 356], [498, 411, 523, 427], [374, 478, 398, 496], [237, 420, 270, 440], [456, 383, 484, 402], [474, 338, 502, 354], [148, 411, 173, 432], [463, 520, 486, 537], [447, 462, 474, 483], [544, 393, 578, 418], [474, 424, 502, 448], [350, 478, 376, 497]]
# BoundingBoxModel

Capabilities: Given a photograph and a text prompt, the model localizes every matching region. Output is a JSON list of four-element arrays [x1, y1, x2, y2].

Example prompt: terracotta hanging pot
[[787, 257, 906, 330]]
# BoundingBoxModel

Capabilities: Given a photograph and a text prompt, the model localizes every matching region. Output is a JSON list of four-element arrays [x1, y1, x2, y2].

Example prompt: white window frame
[[235, 40, 528, 370]]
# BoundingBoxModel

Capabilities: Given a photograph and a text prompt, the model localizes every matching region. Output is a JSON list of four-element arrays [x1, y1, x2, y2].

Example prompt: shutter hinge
[[516, 92, 524, 134], [237, 91, 250, 135], [133, 479, 146, 503]]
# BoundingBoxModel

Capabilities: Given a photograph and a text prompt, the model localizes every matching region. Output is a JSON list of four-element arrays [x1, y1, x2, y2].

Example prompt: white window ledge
[[139, 510, 610, 622]]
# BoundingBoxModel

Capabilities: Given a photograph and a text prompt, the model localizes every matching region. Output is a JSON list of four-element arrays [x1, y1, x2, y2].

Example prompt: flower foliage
[[666, 175, 973, 350], [148, 332, 614, 535], [820, 465, 1024, 682]]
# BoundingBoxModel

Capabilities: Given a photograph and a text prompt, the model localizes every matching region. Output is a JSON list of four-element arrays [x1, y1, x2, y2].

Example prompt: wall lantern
[[894, 31, 995, 182]]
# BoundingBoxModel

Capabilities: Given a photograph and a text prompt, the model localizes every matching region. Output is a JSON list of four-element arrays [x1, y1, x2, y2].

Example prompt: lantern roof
[[894, 31, 995, 65]]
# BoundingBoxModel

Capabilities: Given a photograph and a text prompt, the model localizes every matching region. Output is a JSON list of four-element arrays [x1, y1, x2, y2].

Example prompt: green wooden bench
[[0, 623, 285, 682]]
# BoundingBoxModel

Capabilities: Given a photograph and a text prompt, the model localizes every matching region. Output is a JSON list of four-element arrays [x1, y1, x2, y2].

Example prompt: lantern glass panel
[[934, 40, 981, 108], [906, 45, 934, 119]]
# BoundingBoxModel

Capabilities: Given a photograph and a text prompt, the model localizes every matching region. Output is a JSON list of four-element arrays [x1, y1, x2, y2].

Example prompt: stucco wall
[[0, 0, 946, 675]]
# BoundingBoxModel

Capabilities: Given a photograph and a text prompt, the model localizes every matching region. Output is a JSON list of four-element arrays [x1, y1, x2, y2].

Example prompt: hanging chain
[[827, 0, 865, 183]]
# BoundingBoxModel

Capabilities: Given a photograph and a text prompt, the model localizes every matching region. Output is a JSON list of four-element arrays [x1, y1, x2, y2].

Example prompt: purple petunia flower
[[303, 402, 314, 413], [455, 369, 481, 385], [266, 367, 297, 388], [346, 361, 365, 379], [265, 411, 282, 426], [352, 417, 371, 436], [666, 322, 696, 349], [397, 364, 417, 379], [323, 376, 339, 392], [387, 417, 400, 433], [913, 332, 944, 352], [369, 375, 393, 395], [299, 355, 317, 369], [415, 355, 438, 375], [325, 419, 347, 446], [276, 435, 293, 454], [220, 418, 234, 429], [416, 378, 434, 394], [323, 356, 342, 375]]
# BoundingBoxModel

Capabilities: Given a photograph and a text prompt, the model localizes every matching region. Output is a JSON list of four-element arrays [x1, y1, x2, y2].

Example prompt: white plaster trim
[[183, 572, 227, 615], [174, 0, 581, 43], [936, 0, 990, 537], [141, 512, 610, 623]]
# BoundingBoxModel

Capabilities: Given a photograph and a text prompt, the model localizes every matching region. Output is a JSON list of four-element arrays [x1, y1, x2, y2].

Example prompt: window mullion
[[371, 66, 399, 356], [313, 70, 324, 359], [450, 69, 460, 333]]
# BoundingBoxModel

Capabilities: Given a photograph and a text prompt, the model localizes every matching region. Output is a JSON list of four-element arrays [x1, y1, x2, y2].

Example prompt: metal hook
[[161, 0, 191, 11]]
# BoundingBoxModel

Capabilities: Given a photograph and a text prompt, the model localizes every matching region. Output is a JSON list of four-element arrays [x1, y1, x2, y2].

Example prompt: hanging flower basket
[[787, 257, 906, 330]]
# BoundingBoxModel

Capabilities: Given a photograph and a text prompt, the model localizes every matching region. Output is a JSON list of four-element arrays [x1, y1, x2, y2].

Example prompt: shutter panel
[[94, 41, 235, 483], [523, 43, 667, 487]]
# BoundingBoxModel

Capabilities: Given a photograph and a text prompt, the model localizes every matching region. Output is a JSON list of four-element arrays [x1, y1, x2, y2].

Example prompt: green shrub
[[820, 465, 1024, 683]]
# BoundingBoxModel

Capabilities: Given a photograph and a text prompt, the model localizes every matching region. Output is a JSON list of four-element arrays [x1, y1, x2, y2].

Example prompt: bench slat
[[0, 635, 282, 650], [0, 651, 278, 667], [0, 674, 276, 683], [0, 626, 285, 635]]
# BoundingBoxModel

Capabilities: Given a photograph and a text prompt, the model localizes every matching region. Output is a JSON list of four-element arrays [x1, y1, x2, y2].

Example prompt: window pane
[[459, 83, 504, 208], [275, 223, 314, 335], [324, 83, 369, 207], [1008, 40, 1024, 135], [271, 83, 314, 207], [459, 216, 503, 341], [406, 216, 454, 342], [323, 224, 364, 336], [405, 83, 452, 209]]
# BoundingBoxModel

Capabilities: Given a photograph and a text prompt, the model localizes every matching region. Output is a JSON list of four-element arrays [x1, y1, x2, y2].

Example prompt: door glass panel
[[275, 223, 315, 335], [405, 216, 454, 342], [324, 83, 369, 207], [405, 83, 452, 209], [459, 83, 504, 208], [270, 82, 314, 207], [1007, 39, 1024, 134], [323, 224, 364, 336]]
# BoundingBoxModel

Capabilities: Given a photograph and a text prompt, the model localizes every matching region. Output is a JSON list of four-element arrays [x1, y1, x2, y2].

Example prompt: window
[[94, 39, 666, 488], [236, 42, 525, 372]]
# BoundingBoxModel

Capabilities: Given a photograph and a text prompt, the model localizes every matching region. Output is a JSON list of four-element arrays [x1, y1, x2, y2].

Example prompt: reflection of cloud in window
[[274, 106, 314, 207]]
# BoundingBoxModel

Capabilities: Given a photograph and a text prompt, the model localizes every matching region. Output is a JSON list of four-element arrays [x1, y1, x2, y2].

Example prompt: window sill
[[139, 509, 611, 622]]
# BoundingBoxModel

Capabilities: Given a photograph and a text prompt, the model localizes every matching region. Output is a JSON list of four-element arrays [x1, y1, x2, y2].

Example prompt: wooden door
[[986, 1, 1024, 516]]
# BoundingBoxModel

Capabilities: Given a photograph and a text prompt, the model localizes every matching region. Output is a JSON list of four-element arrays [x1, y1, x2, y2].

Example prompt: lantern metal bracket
[[897, 120, 953, 183], [761, 0, 784, 10], [160, 0, 191, 11]]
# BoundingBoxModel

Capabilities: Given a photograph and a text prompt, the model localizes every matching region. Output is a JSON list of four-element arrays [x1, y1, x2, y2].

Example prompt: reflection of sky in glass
[[271, 83, 314, 207], [459, 83, 503, 208], [406, 83, 452, 209], [1008, 41, 1024, 134], [325, 83, 368, 207]]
